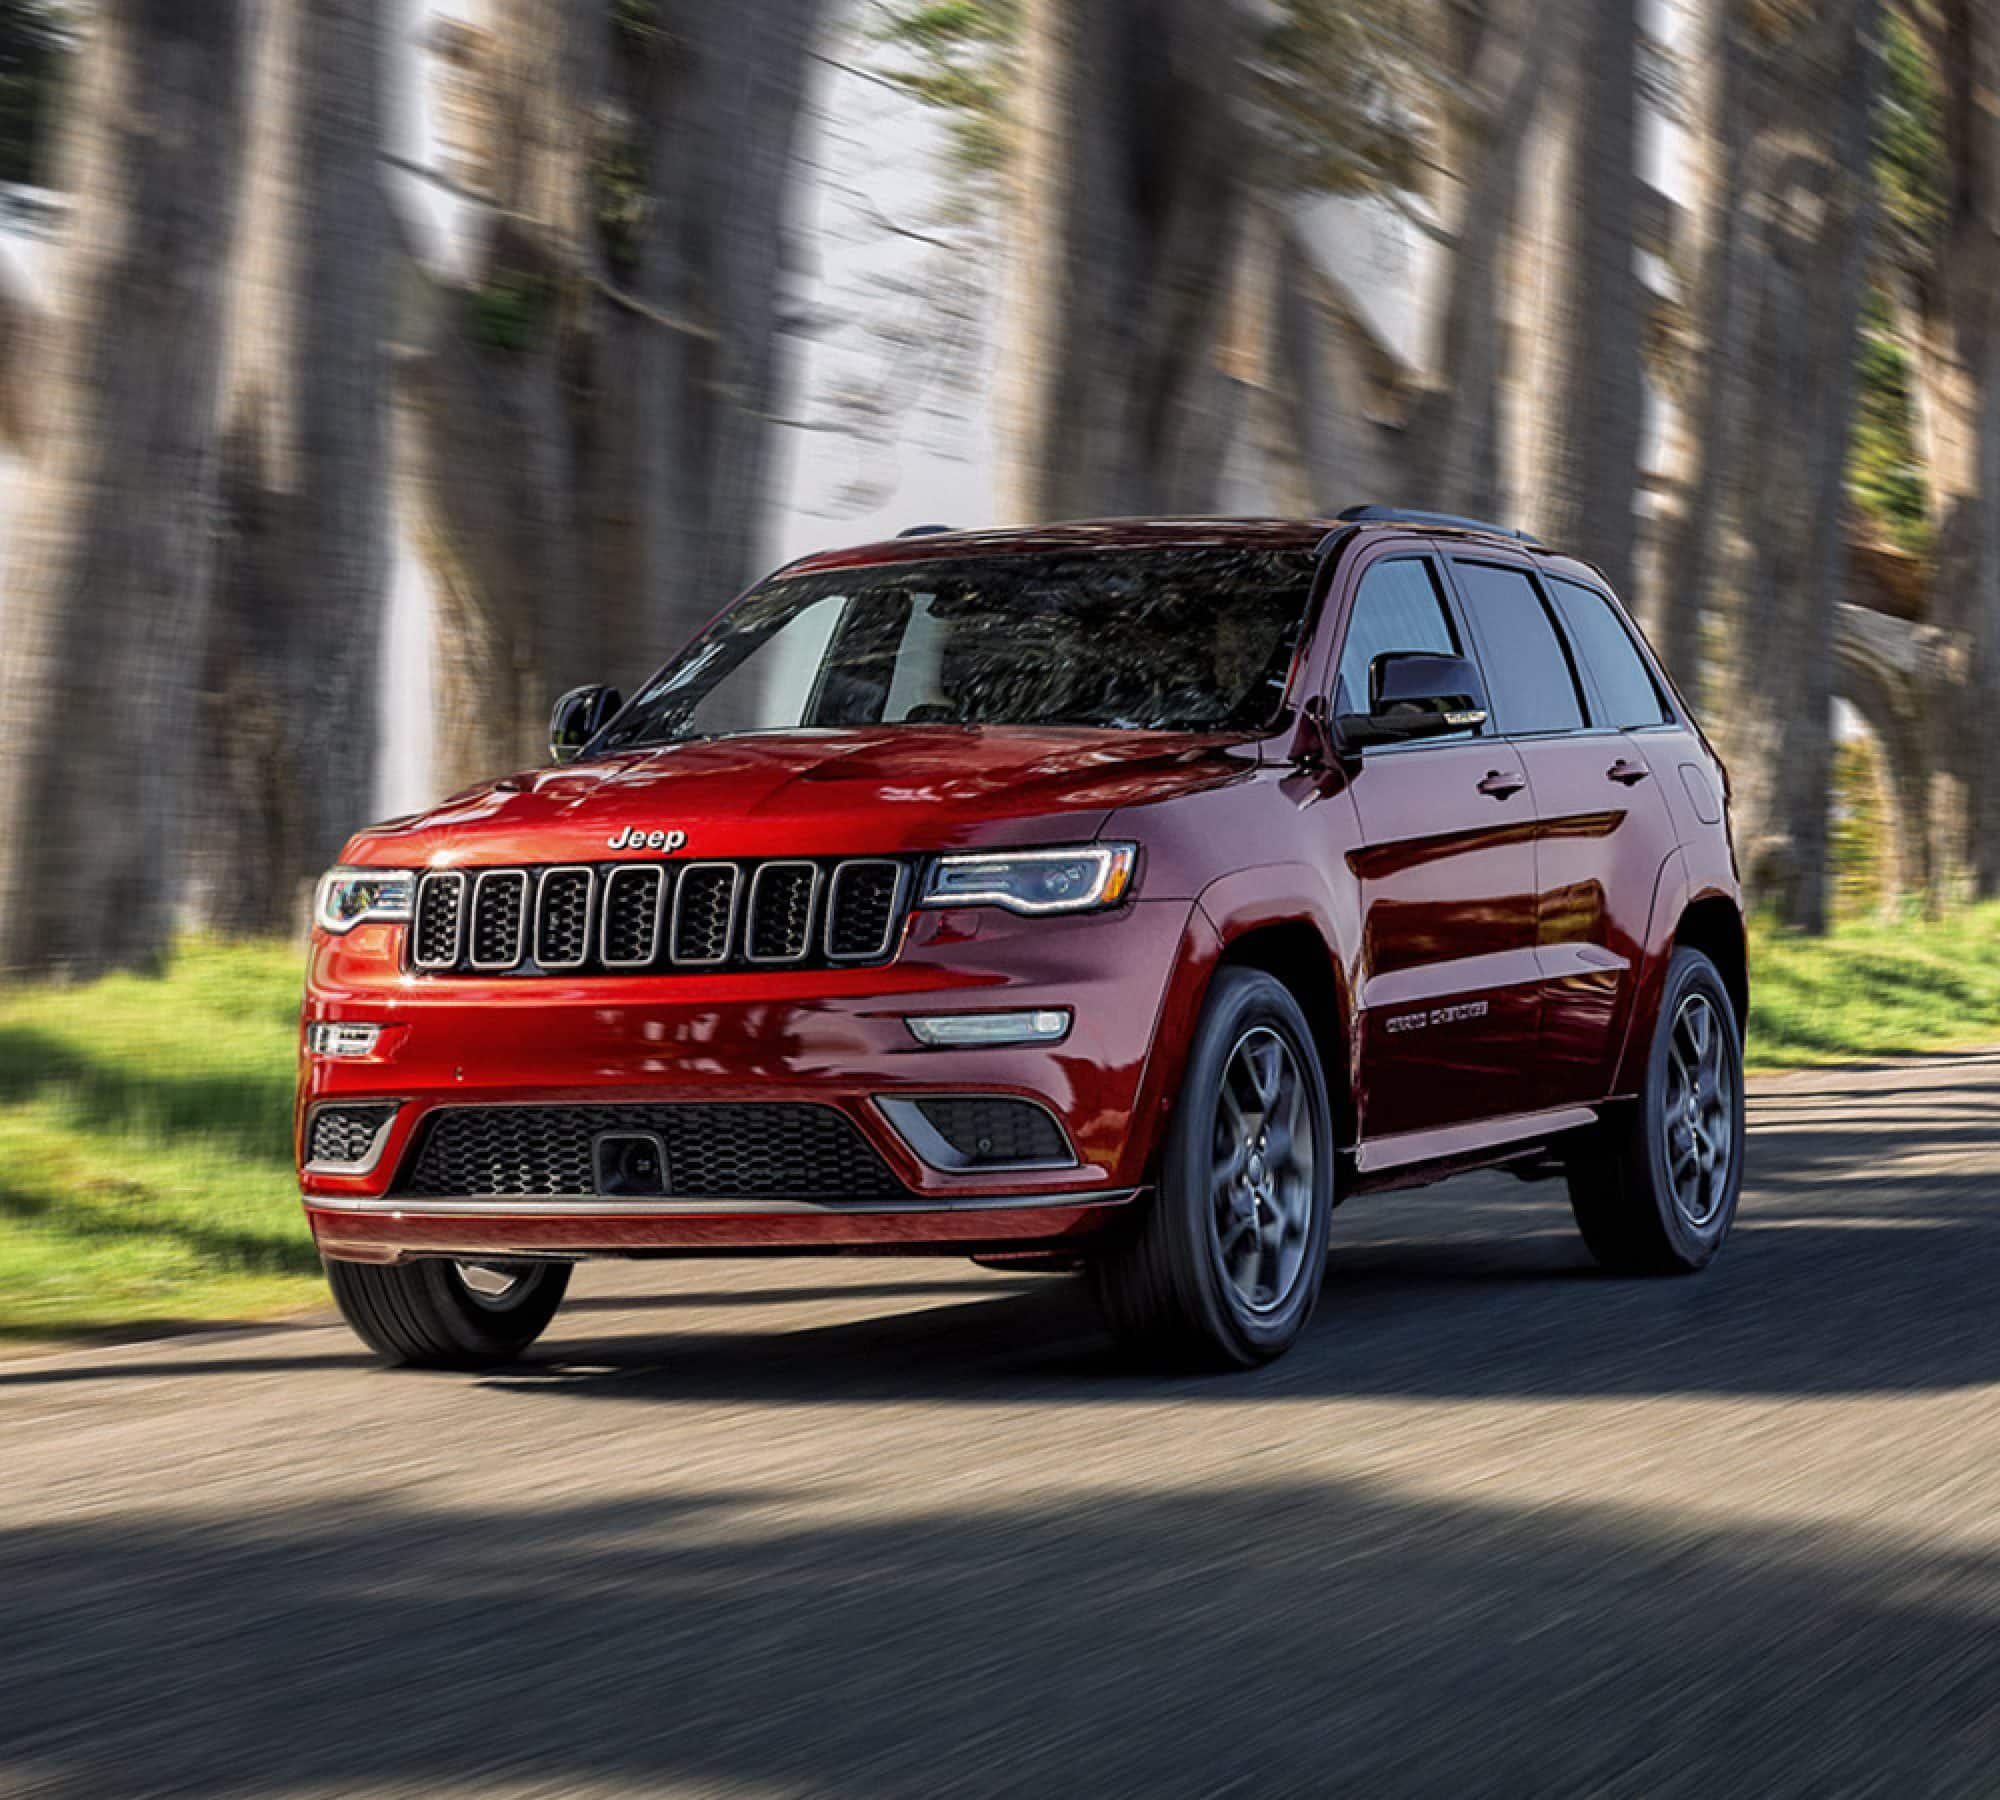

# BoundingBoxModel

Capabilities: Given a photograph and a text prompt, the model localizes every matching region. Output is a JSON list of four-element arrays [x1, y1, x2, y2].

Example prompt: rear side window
[[1547, 577, 1670, 727], [1334, 558, 1463, 717], [1451, 562, 1584, 735]]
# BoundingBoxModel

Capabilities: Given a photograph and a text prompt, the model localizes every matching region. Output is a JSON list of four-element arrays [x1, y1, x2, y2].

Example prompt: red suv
[[300, 509, 1745, 1370]]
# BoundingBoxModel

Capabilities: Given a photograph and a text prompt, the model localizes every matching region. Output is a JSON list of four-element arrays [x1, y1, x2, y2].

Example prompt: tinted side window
[[1452, 562, 1584, 734], [1548, 577, 1670, 727], [1334, 558, 1464, 719]]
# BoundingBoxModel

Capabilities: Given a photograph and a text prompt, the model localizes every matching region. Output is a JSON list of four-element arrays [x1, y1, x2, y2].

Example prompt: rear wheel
[[1088, 966, 1334, 1368], [1567, 946, 1744, 1273], [324, 1257, 571, 1368]]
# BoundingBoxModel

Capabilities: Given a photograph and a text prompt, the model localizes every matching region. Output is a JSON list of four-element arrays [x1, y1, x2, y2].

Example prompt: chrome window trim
[[669, 861, 741, 966], [599, 864, 668, 969], [533, 865, 598, 971], [411, 870, 468, 970], [824, 859, 908, 962], [744, 860, 823, 964], [302, 1101, 402, 1177], [468, 868, 530, 971]]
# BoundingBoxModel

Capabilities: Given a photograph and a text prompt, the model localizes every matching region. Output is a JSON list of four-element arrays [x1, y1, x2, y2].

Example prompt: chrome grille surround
[[534, 866, 596, 970], [600, 865, 667, 968], [745, 861, 821, 964], [469, 869, 530, 970], [412, 870, 467, 970], [824, 860, 907, 961], [402, 857, 909, 976], [670, 862, 740, 966]]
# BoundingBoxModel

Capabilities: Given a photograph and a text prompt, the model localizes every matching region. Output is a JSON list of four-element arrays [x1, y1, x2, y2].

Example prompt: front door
[[1337, 550, 1541, 1143]]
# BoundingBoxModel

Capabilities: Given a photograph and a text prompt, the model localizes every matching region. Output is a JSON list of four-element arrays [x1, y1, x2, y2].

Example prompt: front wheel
[[1567, 946, 1744, 1274], [1089, 966, 1334, 1368], [325, 1257, 571, 1368]]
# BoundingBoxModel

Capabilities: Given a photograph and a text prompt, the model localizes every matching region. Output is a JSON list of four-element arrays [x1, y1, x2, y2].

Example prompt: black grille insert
[[909, 1096, 1073, 1167], [827, 861, 904, 959], [398, 1103, 908, 1200], [307, 1102, 396, 1168], [747, 862, 818, 962], [470, 870, 528, 969], [671, 864, 739, 965], [535, 868, 594, 969], [601, 866, 666, 967], [413, 872, 465, 968]]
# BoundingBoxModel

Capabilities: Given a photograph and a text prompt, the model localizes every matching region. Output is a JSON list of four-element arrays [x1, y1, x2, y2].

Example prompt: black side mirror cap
[[1339, 652, 1488, 747], [549, 684, 622, 764]]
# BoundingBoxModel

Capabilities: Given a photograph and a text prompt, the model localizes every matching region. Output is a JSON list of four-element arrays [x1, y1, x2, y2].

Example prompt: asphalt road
[[5, 1052, 2000, 1798]]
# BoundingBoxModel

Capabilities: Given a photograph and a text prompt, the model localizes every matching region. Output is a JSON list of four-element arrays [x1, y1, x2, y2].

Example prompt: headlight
[[918, 844, 1137, 916], [314, 867, 417, 934]]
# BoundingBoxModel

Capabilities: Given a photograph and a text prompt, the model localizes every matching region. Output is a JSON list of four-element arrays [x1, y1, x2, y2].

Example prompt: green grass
[[2, 911, 1999, 1341], [1744, 904, 2000, 1071], [0, 939, 318, 1344]]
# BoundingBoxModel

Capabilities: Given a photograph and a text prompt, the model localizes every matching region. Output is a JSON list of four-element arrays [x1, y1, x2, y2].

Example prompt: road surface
[[5, 1052, 1999, 1797]]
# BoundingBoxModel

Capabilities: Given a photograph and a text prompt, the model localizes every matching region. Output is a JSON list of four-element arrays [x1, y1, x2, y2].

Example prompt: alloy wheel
[[1664, 993, 1734, 1228], [1209, 1026, 1316, 1315]]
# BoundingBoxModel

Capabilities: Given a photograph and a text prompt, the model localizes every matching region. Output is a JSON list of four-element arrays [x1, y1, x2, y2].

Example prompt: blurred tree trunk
[[194, 0, 390, 935], [1703, 0, 1879, 932], [0, 250, 38, 451], [1654, 0, 1747, 697], [1401, 0, 1562, 520], [402, 0, 821, 797], [1910, 0, 2000, 899], [400, 0, 599, 797], [1531, 0, 1642, 605], [996, 0, 1248, 522], [0, 0, 250, 975]]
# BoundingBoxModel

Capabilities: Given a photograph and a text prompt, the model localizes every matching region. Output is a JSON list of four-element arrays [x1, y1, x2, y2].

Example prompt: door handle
[[1607, 758, 1651, 786], [1477, 769, 1526, 800]]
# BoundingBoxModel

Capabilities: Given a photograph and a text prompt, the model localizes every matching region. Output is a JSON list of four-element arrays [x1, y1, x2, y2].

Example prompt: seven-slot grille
[[407, 858, 912, 976]]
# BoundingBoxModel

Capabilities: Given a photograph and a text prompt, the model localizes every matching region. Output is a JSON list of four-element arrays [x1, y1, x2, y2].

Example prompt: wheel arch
[[1672, 895, 1748, 1040], [1209, 917, 1354, 1147]]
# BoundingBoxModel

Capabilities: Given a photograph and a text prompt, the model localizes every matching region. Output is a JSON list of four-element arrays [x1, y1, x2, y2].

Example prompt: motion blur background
[[5, 0, 2000, 1337]]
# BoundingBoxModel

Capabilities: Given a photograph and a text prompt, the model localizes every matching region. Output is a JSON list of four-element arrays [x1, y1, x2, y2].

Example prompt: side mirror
[[549, 684, 622, 764], [1338, 652, 1487, 748]]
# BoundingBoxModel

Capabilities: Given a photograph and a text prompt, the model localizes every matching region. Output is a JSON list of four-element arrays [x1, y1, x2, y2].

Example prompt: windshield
[[590, 547, 1318, 753]]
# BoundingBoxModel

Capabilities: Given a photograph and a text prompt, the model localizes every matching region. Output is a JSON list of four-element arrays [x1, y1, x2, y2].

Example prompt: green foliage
[[1848, 287, 1931, 556], [873, 0, 1018, 186], [0, 940, 320, 1341], [872, 0, 1422, 201], [1828, 733, 1889, 920], [1746, 903, 2000, 1070], [1873, 8, 1946, 259], [0, 0, 68, 188]]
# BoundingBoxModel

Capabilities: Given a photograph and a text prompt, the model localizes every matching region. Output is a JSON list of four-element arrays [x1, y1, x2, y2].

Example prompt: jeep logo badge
[[606, 826, 688, 853]]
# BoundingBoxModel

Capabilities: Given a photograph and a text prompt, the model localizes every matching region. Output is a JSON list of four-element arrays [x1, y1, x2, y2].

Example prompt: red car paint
[[299, 517, 1741, 1267]]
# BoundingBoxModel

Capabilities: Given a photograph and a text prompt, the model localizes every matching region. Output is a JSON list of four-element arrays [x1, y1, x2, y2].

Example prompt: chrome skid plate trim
[[303, 1188, 1138, 1218]]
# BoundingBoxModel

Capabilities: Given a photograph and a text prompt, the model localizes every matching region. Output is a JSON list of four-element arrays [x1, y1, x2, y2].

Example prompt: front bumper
[[299, 898, 1207, 1262]]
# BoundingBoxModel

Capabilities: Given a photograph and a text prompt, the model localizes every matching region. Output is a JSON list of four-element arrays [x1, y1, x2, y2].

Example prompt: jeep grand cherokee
[[300, 508, 1746, 1370]]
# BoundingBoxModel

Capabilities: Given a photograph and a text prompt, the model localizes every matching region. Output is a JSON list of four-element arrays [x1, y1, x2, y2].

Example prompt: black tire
[[1567, 946, 1745, 1274], [1088, 966, 1335, 1369], [324, 1257, 571, 1368]]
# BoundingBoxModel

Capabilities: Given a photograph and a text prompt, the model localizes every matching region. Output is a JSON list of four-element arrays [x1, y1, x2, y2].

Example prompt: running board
[[1353, 1105, 1599, 1176]]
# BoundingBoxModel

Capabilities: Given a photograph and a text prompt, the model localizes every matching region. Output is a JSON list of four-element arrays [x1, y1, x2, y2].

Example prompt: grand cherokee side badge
[[606, 826, 688, 853]]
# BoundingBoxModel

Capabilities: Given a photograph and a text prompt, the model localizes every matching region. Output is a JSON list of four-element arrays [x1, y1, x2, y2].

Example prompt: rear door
[[1335, 544, 1541, 1142], [1445, 555, 1678, 1110]]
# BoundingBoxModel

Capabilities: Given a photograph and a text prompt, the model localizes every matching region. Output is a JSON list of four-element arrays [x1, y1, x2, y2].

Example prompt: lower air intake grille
[[307, 1103, 396, 1168], [912, 1097, 1073, 1167], [398, 1103, 908, 1200]]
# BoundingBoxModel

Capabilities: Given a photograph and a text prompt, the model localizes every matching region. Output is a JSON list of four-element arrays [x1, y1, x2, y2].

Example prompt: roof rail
[[1337, 504, 1544, 548], [896, 523, 956, 537]]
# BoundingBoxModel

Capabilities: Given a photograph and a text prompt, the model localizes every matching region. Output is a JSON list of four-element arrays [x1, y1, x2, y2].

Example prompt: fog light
[[905, 1009, 1071, 1047], [306, 1021, 384, 1058]]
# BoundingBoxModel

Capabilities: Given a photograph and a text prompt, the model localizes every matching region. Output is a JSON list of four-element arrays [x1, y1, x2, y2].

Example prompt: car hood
[[342, 725, 1264, 866]]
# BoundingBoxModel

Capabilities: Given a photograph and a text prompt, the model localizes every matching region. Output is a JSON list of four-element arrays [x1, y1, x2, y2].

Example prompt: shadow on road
[[3, 1469, 1995, 1796]]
